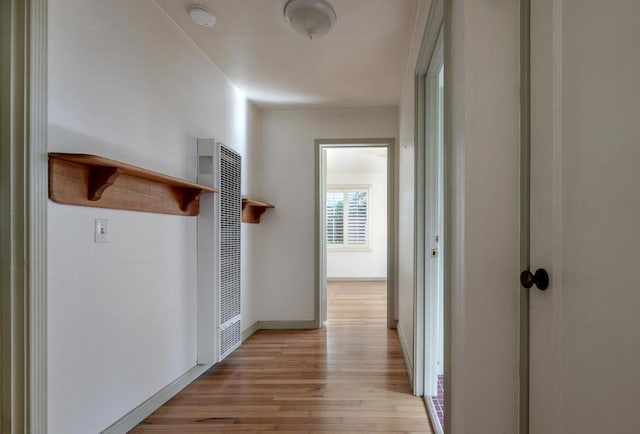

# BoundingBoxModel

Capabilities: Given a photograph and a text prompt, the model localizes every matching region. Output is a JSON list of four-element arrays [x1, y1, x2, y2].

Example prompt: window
[[326, 186, 370, 249]]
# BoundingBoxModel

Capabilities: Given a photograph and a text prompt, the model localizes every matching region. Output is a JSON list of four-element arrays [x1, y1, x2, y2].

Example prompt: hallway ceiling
[[155, 0, 418, 109]]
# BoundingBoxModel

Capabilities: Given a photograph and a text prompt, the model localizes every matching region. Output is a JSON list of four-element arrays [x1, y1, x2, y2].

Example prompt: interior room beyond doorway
[[324, 147, 388, 321]]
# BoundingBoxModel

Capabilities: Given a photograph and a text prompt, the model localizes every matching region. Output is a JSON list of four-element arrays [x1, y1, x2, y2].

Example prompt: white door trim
[[419, 31, 445, 433], [424, 30, 444, 400], [413, 0, 444, 400], [519, 0, 531, 432], [0, 0, 48, 432], [530, 0, 565, 431], [314, 138, 397, 329]]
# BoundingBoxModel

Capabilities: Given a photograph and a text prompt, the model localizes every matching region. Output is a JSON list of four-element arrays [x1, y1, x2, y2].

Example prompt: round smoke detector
[[188, 5, 216, 28]]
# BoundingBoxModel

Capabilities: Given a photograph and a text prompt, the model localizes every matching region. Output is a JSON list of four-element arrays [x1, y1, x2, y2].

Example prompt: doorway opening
[[314, 139, 396, 329], [325, 147, 388, 325]]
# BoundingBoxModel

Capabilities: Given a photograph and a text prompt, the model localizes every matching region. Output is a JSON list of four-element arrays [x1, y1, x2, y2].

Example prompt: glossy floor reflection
[[132, 281, 431, 433]]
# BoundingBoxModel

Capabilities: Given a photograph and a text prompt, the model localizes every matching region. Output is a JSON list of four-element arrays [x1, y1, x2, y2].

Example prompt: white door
[[530, 1, 640, 433]]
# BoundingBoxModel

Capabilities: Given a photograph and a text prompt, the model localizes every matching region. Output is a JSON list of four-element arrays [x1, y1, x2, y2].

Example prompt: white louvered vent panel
[[220, 319, 241, 359], [217, 144, 241, 361]]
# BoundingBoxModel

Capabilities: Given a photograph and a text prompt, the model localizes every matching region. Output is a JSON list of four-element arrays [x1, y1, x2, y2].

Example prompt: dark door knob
[[520, 268, 549, 290]]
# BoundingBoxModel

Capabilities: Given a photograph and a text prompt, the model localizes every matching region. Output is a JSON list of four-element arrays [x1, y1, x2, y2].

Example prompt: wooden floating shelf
[[48, 153, 217, 216], [242, 198, 274, 224]]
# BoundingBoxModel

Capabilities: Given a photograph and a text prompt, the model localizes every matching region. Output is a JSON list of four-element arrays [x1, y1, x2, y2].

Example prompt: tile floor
[[429, 374, 444, 430]]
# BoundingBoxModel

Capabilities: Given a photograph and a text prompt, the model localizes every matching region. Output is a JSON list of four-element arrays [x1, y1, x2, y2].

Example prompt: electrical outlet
[[94, 219, 109, 243]]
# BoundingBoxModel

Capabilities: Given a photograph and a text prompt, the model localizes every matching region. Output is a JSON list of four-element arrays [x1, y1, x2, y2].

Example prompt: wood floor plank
[[132, 281, 432, 433]]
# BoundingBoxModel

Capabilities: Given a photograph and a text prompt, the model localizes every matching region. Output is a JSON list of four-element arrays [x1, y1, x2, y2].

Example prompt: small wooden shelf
[[48, 153, 217, 216], [242, 198, 274, 224]]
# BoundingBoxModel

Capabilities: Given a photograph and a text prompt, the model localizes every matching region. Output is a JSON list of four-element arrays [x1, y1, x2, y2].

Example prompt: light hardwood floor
[[132, 281, 431, 433]]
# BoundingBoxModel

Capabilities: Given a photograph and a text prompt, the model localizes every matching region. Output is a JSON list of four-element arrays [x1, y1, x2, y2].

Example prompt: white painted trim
[[0, 4, 14, 431], [327, 277, 387, 282], [317, 146, 328, 326], [0, 0, 48, 432], [519, 1, 531, 432], [413, 0, 444, 399], [256, 320, 316, 330], [442, 2, 455, 432], [242, 321, 260, 341], [242, 320, 317, 342], [101, 363, 214, 434], [413, 69, 427, 397], [422, 31, 445, 400], [397, 321, 414, 386], [315, 138, 398, 330], [29, 0, 49, 431], [0, 2, 15, 429]]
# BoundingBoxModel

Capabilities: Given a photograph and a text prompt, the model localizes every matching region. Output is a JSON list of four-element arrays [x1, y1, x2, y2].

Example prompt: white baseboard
[[257, 320, 316, 329], [327, 277, 387, 282], [242, 320, 315, 341], [397, 321, 414, 386], [242, 320, 260, 341], [101, 363, 213, 434]]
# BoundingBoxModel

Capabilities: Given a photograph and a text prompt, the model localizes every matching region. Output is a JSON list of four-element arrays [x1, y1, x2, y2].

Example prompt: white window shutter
[[326, 187, 369, 248], [347, 191, 368, 245], [326, 191, 344, 244]]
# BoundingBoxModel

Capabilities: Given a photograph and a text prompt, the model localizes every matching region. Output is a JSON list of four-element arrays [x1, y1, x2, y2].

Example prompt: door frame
[[314, 138, 397, 329], [413, 0, 444, 400], [420, 29, 445, 424], [519, 0, 531, 433], [0, 0, 48, 432]]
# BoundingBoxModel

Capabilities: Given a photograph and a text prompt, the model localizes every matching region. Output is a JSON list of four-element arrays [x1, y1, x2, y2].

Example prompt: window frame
[[326, 184, 372, 251]]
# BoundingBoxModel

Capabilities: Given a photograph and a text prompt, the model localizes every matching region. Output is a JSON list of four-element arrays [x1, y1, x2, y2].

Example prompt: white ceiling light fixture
[[284, 0, 337, 40], [188, 5, 216, 28]]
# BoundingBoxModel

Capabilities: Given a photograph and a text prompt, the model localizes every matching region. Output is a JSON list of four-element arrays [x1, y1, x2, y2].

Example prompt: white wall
[[397, 1, 521, 431], [242, 107, 262, 332], [397, 0, 433, 379], [447, 0, 521, 432], [47, 1, 259, 432], [326, 166, 387, 279], [255, 109, 398, 321]]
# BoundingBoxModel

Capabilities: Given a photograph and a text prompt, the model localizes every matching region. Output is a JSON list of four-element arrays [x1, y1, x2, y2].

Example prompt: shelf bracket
[[249, 206, 269, 223], [180, 188, 203, 213], [241, 198, 275, 224], [87, 166, 122, 201]]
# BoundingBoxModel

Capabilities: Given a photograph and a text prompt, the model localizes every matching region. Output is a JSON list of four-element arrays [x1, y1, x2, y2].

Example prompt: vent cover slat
[[218, 144, 242, 360]]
